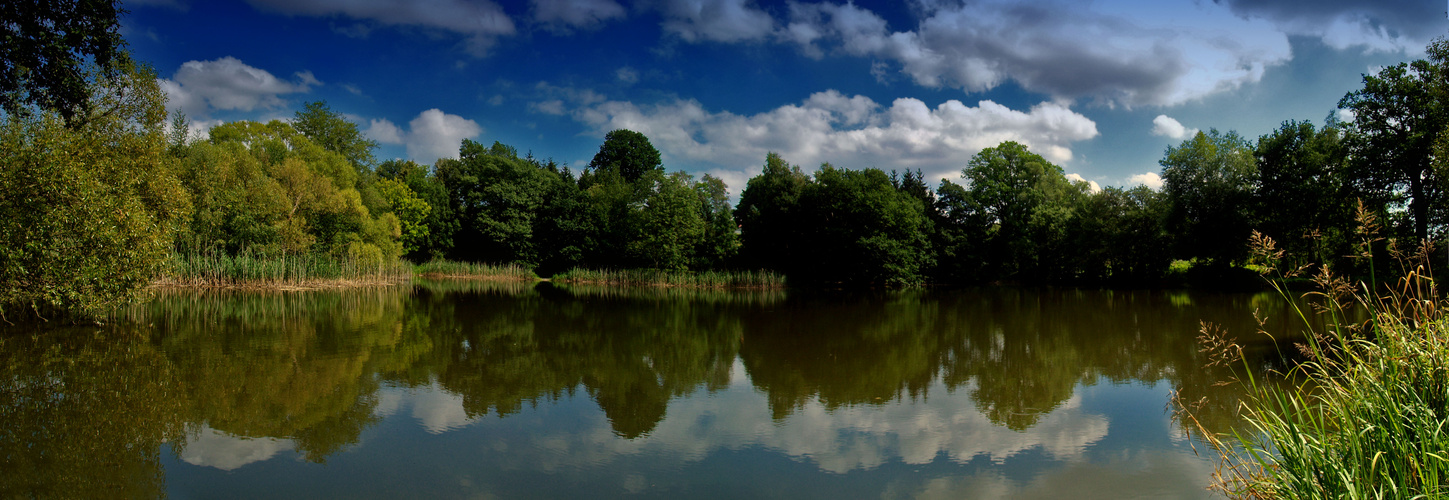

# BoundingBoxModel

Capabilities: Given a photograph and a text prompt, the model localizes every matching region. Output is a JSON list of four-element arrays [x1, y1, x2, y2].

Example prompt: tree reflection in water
[[0, 280, 1331, 496]]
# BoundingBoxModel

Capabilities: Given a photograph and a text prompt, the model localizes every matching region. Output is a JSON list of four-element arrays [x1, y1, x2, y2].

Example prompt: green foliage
[[586, 128, 662, 183], [378, 158, 457, 260], [1253, 120, 1354, 270], [800, 165, 934, 285], [439, 140, 562, 266], [693, 174, 740, 269], [1162, 129, 1258, 267], [0, 65, 189, 317], [734, 152, 810, 272], [175, 120, 401, 262], [0, 0, 129, 124], [630, 171, 706, 270], [962, 141, 1086, 281], [293, 100, 377, 174], [1339, 40, 1449, 242], [375, 177, 431, 255]]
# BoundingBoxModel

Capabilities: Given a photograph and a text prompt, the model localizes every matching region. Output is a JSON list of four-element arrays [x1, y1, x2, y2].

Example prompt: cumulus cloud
[[539, 87, 1098, 187], [1150, 115, 1198, 140], [244, 0, 515, 55], [655, 0, 777, 43], [179, 425, 294, 471], [777, 0, 1291, 107], [1065, 173, 1101, 193], [159, 56, 319, 119], [364, 109, 482, 163], [1215, 0, 1438, 53], [1128, 172, 1164, 190], [533, 0, 626, 32]]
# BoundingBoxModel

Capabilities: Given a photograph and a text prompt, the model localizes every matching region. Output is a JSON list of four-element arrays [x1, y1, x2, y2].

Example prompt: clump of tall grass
[[1175, 204, 1449, 499], [157, 252, 412, 289], [412, 260, 536, 281], [550, 268, 785, 288]]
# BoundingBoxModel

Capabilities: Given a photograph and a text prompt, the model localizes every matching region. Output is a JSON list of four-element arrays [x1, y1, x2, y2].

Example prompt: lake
[[0, 281, 1314, 499]]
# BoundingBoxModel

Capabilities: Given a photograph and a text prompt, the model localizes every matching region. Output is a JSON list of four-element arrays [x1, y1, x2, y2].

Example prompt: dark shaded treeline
[[1, 282, 1315, 495]]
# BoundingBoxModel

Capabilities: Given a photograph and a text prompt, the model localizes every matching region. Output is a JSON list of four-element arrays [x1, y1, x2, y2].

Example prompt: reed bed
[[156, 252, 413, 289], [1176, 213, 1449, 499], [550, 268, 785, 288], [412, 260, 536, 281]]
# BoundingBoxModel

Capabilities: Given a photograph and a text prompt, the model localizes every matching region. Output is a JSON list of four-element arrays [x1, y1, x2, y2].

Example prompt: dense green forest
[[5, 1, 1449, 315]]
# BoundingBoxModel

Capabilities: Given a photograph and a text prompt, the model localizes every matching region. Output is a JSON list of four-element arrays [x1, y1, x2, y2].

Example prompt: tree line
[[6, 2, 1449, 314]]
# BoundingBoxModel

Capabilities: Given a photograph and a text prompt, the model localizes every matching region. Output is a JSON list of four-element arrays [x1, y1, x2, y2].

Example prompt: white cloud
[[1128, 172, 1164, 190], [363, 110, 482, 163], [1150, 115, 1198, 140], [656, 0, 777, 43], [364, 118, 406, 144], [1065, 173, 1101, 193], [244, 0, 516, 55], [179, 425, 295, 471], [616, 66, 640, 85], [775, 0, 1295, 107], [159, 57, 319, 118], [408, 109, 484, 162], [532, 99, 567, 115], [544, 87, 1098, 190], [1215, 0, 1437, 54], [436, 360, 1113, 475], [533, 0, 626, 32]]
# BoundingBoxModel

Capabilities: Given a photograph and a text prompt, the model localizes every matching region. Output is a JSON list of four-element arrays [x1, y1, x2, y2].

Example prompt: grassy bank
[[155, 253, 788, 291], [550, 268, 786, 288], [1178, 229, 1449, 498], [413, 260, 537, 281], [156, 253, 413, 289]]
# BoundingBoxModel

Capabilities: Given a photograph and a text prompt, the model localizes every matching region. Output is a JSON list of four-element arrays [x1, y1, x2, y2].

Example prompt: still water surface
[[1, 281, 1314, 498]]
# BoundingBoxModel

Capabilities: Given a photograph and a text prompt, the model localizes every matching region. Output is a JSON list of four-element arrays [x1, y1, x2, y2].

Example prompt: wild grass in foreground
[[550, 268, 785, 288], [157, 252, 413, 288], [413, 260, 536, 280], [1175, 207, 1449, 499]]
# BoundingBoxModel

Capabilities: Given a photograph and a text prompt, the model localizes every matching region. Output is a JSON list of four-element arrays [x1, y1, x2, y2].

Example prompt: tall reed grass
[[550, 268, 785, 288], [157, 252, 412, 288], [412, 260, 536, 281], [1176, 205, 1449, 499]]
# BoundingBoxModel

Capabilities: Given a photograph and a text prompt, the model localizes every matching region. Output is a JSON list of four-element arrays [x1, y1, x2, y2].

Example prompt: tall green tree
[[693, 174, 739, 269], [0, 0, 129, 124], [963, 141, 1084, 281], [1253, 120, 1352, 267], [293, 101, 377, 175], [794, 165, 933, 285], [734, 152, 810, 272], [629, 171, 706, 270], [586, 129, 662, 183], [439, 140, 561, 266], [1160, 129, 1257, 267], [1339, 38, 1449, 243], [378, 159, 457, 260], [374, 178, 431, 256], [0, 65, 190, 317]]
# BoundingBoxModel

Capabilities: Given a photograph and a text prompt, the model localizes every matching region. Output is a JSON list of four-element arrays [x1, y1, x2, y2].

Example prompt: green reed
[[550, 268, 785, 288], [1178, 206, 1449, 499], [159, 252, 412, 288], [412, 260, 536, 280]]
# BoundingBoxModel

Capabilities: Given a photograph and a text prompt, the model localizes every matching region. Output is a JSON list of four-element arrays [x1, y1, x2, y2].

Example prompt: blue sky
[[120, 0, 1445, 194]]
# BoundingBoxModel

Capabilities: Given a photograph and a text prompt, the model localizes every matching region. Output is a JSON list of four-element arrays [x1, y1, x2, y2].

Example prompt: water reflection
[[0, 282, 1323, 498]]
